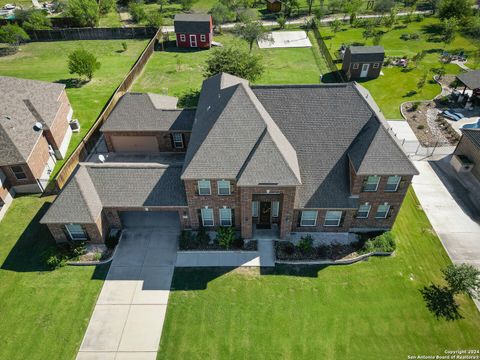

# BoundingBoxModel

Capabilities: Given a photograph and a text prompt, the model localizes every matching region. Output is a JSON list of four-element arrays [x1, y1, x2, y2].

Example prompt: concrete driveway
[[77, 216, 179, 360]]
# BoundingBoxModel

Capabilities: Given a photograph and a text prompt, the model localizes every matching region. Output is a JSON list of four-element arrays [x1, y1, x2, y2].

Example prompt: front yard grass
[[0, 196, 108, 360], [132, 31, 325, 106], [321, 16, 480, 119], [0, 39, 149, 178], [159, 188, 480, 360]]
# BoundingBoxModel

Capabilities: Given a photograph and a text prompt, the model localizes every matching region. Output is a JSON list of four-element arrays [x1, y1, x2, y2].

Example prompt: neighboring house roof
[[41, 163, 187, 224], [100, 93, 195, 132], [456, 70, 480, 90], [347, 46, 385, 62], [181, 73, 301, 186], [0, 76, 65, 166], [174, 14, 211, 34], [461, 128, 480, 149]]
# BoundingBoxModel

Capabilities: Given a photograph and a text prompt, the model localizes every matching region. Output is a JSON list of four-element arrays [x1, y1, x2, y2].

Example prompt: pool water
[[462, 119, 480, 129]]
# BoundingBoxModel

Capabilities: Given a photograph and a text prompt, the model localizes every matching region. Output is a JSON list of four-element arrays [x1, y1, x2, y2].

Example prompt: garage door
[[110, 135, 158, 153], [119, 211, 180, 229]]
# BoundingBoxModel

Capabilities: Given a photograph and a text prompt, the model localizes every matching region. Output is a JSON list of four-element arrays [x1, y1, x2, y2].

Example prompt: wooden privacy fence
[[46, 28, 162, 194], [27, 26, 158, 42], [311, 22, 346, 82]]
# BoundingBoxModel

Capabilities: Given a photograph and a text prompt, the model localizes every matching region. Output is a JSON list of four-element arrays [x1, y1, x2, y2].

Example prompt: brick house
[[342, 46, 385, 81], [174, 14, 212, 49], [0, 76, 73, 221], [41, 73, 417, 243]]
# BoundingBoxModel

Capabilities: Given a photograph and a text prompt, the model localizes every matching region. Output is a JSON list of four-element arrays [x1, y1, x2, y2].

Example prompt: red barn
[[174, 14, 212, 49]]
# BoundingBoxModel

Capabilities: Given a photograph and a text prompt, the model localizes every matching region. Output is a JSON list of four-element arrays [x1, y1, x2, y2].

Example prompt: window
[[11, 165, 26, 180], [357, 203, 371, 219], [385, 175, 401, 192], [180, 34, 186, 42], [172, 133, 184, 149], [272, 201, 280, 218], [362, 175, 380, 192], [201, 208, 214, 226], [217, 180, 231, 195], [200, 34, 206, 42], [252, 201, 259, 217], [219, 208, 232, 226], [324, 211, 342, 226], [301, 210, 318, 227], [373, 63, 380, 69], [65, 224, 87, 241], [198, 180, 211, 195], [375, 203, 390, 219], [353, 63, 359, 69]]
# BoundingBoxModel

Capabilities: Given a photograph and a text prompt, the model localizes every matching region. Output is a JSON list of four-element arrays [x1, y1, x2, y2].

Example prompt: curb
[[275, 251, 394, 266]]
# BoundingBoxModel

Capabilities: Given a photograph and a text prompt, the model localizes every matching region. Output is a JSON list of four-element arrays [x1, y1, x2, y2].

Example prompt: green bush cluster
[[43, 242, 87, 269], [297, 234, 314, 253], [361, 231, 396, 254]]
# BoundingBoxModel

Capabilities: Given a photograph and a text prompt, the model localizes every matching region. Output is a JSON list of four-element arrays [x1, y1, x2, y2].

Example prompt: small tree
[[329, 19, 342, 38], [68, 48, 101, 81], [305, 0, 315, 15], [383, 6, 397, 30], [15, 9, 52, 31], [99, 0, 115, 15], [67, 0, 99, 27], [179, 0, 195, 11], [282, 0, 299, 17], [0, 24, 29, 47], [235, 19, 271, 53], [342, 0, 363, 25], [157, 0, 167, 12], [146, 12, 163, 28], [373, 0, 395, 13], [443, 264, 480, 299], [277, 13, 286, 29], [411, 50, 426, 68], [210, 3, 234, 33], [204, 46, 264, 81], [314, 7, 326, 23], [129, 2, 146, 23], [438, 0, 472, 20], [441, 18, 457, 47]]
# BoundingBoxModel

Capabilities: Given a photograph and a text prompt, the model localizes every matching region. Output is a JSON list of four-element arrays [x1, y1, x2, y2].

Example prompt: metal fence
[[45, 28, 163, 194], [27, 27, 158, 42]]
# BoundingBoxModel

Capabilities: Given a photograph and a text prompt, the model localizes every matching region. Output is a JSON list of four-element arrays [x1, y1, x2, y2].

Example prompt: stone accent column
[[240, 188, 253, 239]]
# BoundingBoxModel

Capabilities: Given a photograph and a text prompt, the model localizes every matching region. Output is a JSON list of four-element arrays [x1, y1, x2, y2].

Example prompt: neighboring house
[[41, 73, 417, 244], [342, 46, 385, 81], [266, 0, 282, 12], [451, 129, 480, 181], [174, 14, 212, 49], [0, 76, 73, 221]]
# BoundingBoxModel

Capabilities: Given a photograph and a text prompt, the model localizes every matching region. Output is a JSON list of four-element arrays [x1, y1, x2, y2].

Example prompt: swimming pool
[[461, 119, 480, 129]]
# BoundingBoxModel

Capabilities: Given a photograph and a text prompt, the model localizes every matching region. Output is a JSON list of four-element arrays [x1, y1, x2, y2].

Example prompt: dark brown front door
[[259, 201, 271, 229]]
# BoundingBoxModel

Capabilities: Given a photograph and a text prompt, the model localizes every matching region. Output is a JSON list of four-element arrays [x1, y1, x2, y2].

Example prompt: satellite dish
[[33, 122, 43, 131], [98, 154, 106, 163]]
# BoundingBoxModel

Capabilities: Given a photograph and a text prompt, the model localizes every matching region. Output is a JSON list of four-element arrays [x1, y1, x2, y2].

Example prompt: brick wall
[[104, 131, 191, 153], [103, 206, 190, 229], [47, 90, 72, 151], [454, 135, 480, 181], [47, 215, 104, 244]]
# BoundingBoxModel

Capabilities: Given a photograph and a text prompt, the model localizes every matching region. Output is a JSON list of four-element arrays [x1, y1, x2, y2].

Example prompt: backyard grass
[[0, 196, 108, 360], [132, 30, 325, 106], [0, 39, 149, 178], [321, 16, 480, 119], [98, 8, 123, 27], [159, 188, 480, 360]]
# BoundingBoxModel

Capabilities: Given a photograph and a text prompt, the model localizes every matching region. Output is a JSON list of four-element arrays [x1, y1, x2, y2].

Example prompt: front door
[[258, 202, 271, 229], [190, 34, 197, 47], [360, 63, 370, 78]]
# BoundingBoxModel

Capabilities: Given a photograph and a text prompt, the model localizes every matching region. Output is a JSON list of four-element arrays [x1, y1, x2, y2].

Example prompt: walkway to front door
[[76, 226, 179, 360]]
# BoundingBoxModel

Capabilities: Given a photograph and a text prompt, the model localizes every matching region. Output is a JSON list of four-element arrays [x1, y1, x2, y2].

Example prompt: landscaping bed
[[179, 228, 257, 251]]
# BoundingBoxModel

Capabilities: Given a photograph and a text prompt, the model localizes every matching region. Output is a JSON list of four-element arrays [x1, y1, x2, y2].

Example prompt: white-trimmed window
[[219, 207, 232, 226], [375, 203, 390, 219], [362, 175, 380, 192], [201, 208, 214, 226], [65, 224, 87, 241], [172, 133, 184, 149], [252, 201, 259, 217], [300, 210, 318, 227], [272, 201, 280, 218], [324, 210, 342, 226], [385, 175, 401, 192], [353, 63, 359, 69], [11, 165, 27, 180], [180, 34, 186, 42], [200, 34, 206, 42], [217, 180, 231, 195], [357, 203, 371, 219], [373, 63, 380, 69], [198, 180, 211, 195]]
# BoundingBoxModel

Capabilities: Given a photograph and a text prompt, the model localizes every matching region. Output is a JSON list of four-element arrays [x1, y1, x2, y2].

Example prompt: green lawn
[[98, 8, 123, 27], [0, 39, 149, 178], [321, 16, 480, 119], [0, 196, 108, 360], [159, 189, 480, 360], [132, 31, 325, 106]]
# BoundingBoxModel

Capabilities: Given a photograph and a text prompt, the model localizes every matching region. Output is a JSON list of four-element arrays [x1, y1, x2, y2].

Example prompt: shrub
[[417, 124, 425, 130], [121, 41, 127, 52], [179, 230, 194, 249], [43, 247, 67, 269], [216, 227, 236, 249], [0, 24, 29, 46], [362, 231, 396, 253], [72, 242, 87, 257], [317, 245, 330, 258], [297, 234, 314, 253], [232, 237, 244, 249], [283, 242, 295, 255], [196, 227, 211, 246], [129, 1, 146, 23], [411, 101, 420, 111], [105, 230, 120, 249]]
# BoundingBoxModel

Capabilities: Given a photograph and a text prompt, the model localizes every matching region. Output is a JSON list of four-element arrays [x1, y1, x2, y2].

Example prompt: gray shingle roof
[[0, 76, 65, 166], [347, 46, 385, 62], [252, 82, 416, 208], [100, 93, 195, 132], [461, 128, 480, 149], [456, 70, 480, 90], [181, 73, 301, 185], [41, 163, 187, 224], [174, 14, 211, 33]]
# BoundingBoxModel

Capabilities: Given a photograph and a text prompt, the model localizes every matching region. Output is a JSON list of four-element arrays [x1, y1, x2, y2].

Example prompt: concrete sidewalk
[[77, 228, 179, 360]]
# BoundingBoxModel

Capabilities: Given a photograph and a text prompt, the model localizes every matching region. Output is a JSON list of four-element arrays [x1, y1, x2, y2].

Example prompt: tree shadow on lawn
[[55, 78, 89, 89], [421, 284, 462, 321]]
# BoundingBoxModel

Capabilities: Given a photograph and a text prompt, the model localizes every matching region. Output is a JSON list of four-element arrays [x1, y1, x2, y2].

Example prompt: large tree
[[204, 46, 264, 81], [438, 0, 472, 20], [67, 0, 99, 27], [210, 3, 235, 33], [235, 19, 271, 53], [443, 264, 480, 299], [68, 48, 101, 81], [15, 9, 52, 31], [373, 0, 395, 13], [0, 24, 29, 46]]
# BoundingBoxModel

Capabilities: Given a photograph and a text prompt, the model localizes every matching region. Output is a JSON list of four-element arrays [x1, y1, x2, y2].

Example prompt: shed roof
[[456, 70, 480, 90], [347, 46, 385, 62], [174, 14, 211, 33]]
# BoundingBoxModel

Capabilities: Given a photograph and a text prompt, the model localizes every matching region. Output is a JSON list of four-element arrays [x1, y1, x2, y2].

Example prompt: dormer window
[[172, 133, 184, 149], [217, 180, 231, 195]]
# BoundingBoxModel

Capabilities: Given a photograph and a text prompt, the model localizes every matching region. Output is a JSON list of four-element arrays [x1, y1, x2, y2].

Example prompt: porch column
[[279, 189, 296, 240], [240, 188, 253, 239]]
